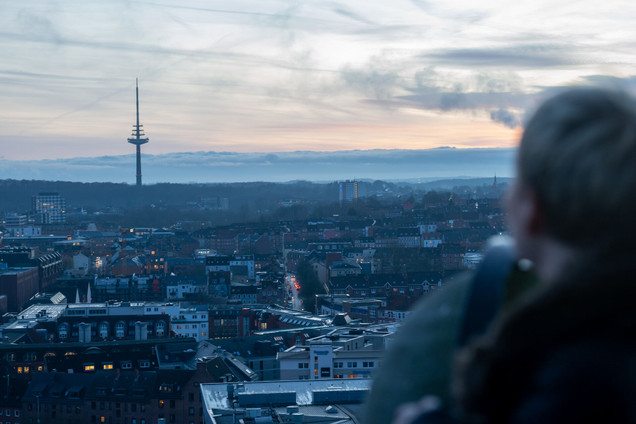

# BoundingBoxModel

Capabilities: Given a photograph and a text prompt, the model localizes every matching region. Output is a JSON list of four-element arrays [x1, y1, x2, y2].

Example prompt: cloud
[[490, 108, 521, 129], [0, 148, 516, 183], [424, 44, 577, 69], [341, 66, 401, 101]]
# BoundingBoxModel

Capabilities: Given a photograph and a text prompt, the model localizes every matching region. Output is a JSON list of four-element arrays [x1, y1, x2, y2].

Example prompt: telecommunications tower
[[127, 79, 149, 186]]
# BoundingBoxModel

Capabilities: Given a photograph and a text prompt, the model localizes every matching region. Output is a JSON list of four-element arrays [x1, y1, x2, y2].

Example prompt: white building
[[206, 254, 255, 280], [171, 306, 209, 341], [277, 332, 388, 380], [166, 280, 207, 300]]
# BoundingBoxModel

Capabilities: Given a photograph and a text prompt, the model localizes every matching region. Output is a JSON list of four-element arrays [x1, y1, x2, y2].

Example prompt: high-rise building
[[339, 180, 358, 205], [32, 192, 66, 224]]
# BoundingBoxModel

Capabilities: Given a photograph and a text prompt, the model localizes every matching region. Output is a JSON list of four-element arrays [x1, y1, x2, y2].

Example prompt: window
[[103, 363, 113, 370], [155, 321, 165, 336], [99, 322, 110, 339], [115, 321, 126, 338], [189, 407, 195, 416]]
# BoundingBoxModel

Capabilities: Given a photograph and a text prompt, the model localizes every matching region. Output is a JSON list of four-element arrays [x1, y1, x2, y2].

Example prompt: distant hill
[[0, 177, 510, 215]]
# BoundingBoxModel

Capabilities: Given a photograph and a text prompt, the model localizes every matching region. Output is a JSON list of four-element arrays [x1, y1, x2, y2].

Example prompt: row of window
[[0, 409, 19, 417], [174, 323, 207, 329], [16, 365, 43, 373], [333, 361, 375, 368], [297, 361, 377, 369], [58, 321, 166, 339], [91, 402, 145, 412], [82, 360, 148, 372]]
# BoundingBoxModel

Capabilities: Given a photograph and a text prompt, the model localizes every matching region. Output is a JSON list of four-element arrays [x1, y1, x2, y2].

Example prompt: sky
[[1, 1, 636, 181]]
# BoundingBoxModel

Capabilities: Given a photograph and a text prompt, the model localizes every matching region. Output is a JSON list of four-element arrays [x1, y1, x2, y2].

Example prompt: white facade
[[65, 302, 180, 318], [6, 225, 41, 237], [206, 255, 256, 280], [171, 307, 209, 341], [166, 282, 207, 300], [278, 339, 385, 381], [230, 255, 255, 279]]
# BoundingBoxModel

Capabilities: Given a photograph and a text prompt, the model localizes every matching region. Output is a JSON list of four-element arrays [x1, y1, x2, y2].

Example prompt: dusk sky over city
[[1, 0, 636, 180]]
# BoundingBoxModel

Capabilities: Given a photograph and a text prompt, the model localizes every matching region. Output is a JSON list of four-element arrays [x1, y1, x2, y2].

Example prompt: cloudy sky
[[1, 1, 636, 180]]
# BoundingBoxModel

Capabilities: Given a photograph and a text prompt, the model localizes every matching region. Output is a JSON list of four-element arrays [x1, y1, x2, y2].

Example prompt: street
[[285, 273, 302, 310]]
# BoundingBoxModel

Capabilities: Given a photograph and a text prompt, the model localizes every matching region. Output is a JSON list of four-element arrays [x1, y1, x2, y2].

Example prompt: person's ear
[[506, 181, 546, 256], [525, 189, 546, 236]]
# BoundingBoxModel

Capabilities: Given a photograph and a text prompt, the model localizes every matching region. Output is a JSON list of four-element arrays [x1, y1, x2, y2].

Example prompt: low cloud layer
[[0, 148, 515, 184]]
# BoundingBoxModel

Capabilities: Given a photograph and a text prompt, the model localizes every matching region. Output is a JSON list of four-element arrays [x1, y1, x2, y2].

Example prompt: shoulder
[[364, 275, 472, 424]]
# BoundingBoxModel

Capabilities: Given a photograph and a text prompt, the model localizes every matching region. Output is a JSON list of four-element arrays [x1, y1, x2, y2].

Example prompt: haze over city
[[1, 0, 636, 182]]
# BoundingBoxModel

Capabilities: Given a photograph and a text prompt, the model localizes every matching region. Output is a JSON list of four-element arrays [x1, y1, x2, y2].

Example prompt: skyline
[[2, 1, 636, 162]]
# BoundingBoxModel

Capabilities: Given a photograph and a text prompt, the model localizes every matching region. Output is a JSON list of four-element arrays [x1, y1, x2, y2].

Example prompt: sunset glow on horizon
[[1, 0, 635, 162]]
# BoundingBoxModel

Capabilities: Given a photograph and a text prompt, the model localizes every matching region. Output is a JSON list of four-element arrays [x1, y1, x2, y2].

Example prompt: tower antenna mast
[[127, 78, 149, 186]]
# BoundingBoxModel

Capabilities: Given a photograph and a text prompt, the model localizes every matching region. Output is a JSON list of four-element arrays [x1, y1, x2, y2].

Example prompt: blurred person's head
[[507, 87, 636, 280]]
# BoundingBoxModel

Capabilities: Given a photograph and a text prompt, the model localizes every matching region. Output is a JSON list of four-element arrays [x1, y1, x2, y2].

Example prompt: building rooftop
[[202, 378, 370, 409]]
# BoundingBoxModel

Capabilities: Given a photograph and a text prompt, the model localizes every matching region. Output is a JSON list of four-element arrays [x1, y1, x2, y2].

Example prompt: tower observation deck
[[127, 79, 149, 186]]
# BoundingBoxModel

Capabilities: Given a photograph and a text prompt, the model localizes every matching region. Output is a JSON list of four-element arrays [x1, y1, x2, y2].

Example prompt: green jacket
[[364, 275, 471, 424], [364, 270, 535, 424]]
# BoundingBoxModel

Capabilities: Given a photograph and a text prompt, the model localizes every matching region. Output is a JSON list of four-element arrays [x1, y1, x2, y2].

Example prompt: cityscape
[[0, 173, 506, 424], [2, 1, 635, 423]]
